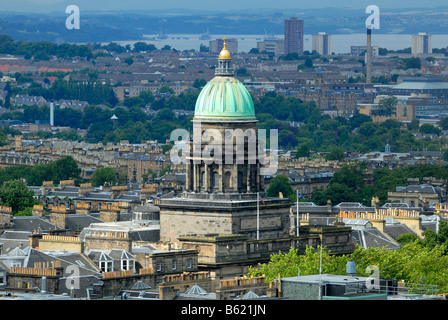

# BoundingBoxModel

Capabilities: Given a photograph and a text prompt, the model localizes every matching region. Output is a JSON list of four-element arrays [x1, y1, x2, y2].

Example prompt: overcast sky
[[0, 0, 446, 13]]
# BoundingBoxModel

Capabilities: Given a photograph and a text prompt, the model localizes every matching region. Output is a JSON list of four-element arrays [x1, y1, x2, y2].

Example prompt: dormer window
[[100, 260, 113, 272], [121, 253, 135, 271], [99, 252, 114, 272]]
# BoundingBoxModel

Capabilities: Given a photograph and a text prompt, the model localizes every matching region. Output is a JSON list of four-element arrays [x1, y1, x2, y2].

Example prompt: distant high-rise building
[[412, 33, 432, 55], [284, 18, 304, 55], [257, 39, 284, 55], [350, 45, 379, 57], [312, 32, 332, 55], [209, 38, 238, 54]]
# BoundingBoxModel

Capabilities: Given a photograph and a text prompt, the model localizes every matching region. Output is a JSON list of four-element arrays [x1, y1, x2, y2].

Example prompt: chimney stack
[[366, 28, 372, 84], [50, 102, 54, 127]]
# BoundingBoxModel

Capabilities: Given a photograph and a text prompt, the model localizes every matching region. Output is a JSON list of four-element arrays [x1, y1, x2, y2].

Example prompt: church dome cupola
[[215, 37, 234, 76], [194, 37, 255, 120]]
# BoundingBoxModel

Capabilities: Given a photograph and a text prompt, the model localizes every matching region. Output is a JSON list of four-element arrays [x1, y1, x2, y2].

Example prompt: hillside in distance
[[1, 7, 448, 43]]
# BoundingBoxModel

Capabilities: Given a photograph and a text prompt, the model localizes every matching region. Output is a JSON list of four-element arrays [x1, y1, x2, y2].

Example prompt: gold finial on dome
[[218, 36, 231, 60]]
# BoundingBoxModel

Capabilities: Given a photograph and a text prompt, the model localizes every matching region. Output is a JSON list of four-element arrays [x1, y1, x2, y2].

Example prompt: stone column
[[233, 164, 239, 192], [186, 163, 191, 191], [246, 164, 251, 192], [218, 164, 223, 192], [204, 163, 209, 192], [257, 162, 262, 192], [193, 163, 197, 191]]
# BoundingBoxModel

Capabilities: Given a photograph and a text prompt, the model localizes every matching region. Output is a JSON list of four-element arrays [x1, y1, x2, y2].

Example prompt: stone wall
[[158, 271, 212, 300], [37, 235, 84, 253], [159, 196, 291, 243], [216, 276, 268, 300], [84, 235, 132, 251]]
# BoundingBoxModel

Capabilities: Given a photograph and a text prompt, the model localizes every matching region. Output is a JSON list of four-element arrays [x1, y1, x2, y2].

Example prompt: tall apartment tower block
[[284, 18, 304, 55], [312, 32, 332, 55], [412, 33, 432, 55]]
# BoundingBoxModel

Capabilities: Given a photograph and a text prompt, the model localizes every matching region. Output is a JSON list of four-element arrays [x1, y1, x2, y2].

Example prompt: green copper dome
[[194, 76, 256, 120]]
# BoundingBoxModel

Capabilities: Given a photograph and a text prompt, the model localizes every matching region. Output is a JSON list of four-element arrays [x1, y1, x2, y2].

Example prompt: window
[[187, 259, 193, 269], [100, 260, 113, 273], [172, 260, 177, 270], [224, 172, 231, 188], [156, 261, 162, 272], [121, 259, 135, 271], [212, 172, 219, 188], [237, 171, 243, 188]]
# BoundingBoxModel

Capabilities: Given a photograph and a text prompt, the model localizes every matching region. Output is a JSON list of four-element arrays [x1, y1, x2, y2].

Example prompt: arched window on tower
[[238, 171, 243, 189], [212, 172, 219, 188], [201, 171, 205, 189], [224, 171, 231, 189]]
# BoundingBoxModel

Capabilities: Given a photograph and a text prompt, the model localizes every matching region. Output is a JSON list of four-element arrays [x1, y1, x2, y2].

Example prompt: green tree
[[124, 57, 134, 65], [404, 57, 421, 69], [407, 119, 420, 131], [438, 117, 448, 130], [304, 57, 313, 68], [296, 144, 311, 158], [396, 233, 420, 246], [90, 167, 119, 187], [247, 246, 348, 282], [266, 175, 294, 200], [325, 147, 345, 161], [159, 86, 175, 94], [0, 180, 36, 214], [312, 183, 357, 205], [193, 79, 207, 89], [159, 164, 171, 177], [377, 95, 398, 117], [419, 123, 440, 135], [248, 242, 448, 292], [139, 90, 155, 104]]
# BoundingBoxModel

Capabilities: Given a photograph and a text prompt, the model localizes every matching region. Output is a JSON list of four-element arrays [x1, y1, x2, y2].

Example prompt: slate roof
[[0, 239, 28, 254], [384, 223, 417, 241], [421, 215, 447, 232], [351, 227, 400, 250], [109, 249, 135, 261], [0, 231, 31, 240], [133, 203, 160, 214], [12, 216, 61, 232], [233, 290, 262, 300], [173, 284, 216, 300], [78, 221, 160, 243], [394, 184, 444, 195], [66, 214, 104, 231], [342, 219, 373, 229], [31, 250, 103, 298], [73, 192, 140, 203], [128, 280, 151, 291], [45, 186, 80, 198], [393, 79, 448, 90], [85, 249, 134, 273], [118, 212, 133, 222], [73, 192, 114, 201], [117, 194, 140, 202]]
